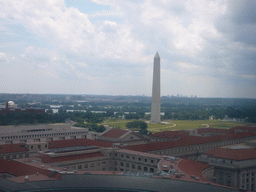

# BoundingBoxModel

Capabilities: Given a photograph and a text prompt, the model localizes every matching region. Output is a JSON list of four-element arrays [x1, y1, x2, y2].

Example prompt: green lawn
[[102, 119, 245, 133]]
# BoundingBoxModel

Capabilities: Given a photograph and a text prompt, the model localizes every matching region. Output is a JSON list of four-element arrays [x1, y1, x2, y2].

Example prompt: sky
[[0, 0, 255, 98]]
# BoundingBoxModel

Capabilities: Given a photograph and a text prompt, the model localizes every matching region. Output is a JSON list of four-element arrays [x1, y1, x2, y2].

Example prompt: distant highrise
[[151, 52, 161, 123]]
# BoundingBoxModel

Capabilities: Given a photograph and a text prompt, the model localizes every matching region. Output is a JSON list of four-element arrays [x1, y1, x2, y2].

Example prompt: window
[[139, 158, 141, 161], [132, 164, 135, 169], [150, 168, 154, 173], [126, 163, 129, 168], [115, 153, 117, 157], [90, 163, 94, 167], [78, 165, 82, 169], [138, 166, 141, 170], [31, 146, 33, 149], [120, 162, 124, 166], [120, 169, 123, 171], [121, 154, 123, 158], [144, 159, 147, 162], [219, 172, 224, 184], [227, 173, 231, 186], [151, 160, 154, 163], [38, 145, 41, 149], [25, 153, 29, 158], [144, 167, 148, 171], [115, 161, 117, 165], [127, 155, 129, 159], [84, 164, 88, 168], [96, 162, 100, 166], [132, 156, 135, 160], [19, 154, 23, 158]]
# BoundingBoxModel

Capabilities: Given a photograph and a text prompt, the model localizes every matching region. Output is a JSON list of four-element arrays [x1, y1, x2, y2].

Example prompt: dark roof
[[121, 132, 256, 152], [48, 138, 112, 149], [38, 152, 104, 163], [178, 159, 211, 181], [204, 148, 256, 160], [0, 143, 28, 154], [101, 128, 129, 138], [151, 130, 188, 139]]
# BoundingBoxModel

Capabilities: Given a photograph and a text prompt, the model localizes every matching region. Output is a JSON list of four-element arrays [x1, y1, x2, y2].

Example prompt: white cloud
[[0, 52, 9, 62], [0, 0, 255, 98]]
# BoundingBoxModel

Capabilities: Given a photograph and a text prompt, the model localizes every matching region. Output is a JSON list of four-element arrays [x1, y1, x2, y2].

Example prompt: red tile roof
[[101, 128, 129, 138], [0, 143, 28, 154], [121, 132, 256, 152], [178, 159, 211, 181], [48, 138, 112, 149], [0, 158, 11, 173], [0, 159, 52, 177], [151, 130, 188, 139], [230, 125, 256, 132], [197, 128, 233, 134], [38, 152, 104, 163], [204, 148, 256, 160]]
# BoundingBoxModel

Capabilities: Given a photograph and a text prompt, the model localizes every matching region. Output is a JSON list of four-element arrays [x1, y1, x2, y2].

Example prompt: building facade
[[198, 141, 256, 191]]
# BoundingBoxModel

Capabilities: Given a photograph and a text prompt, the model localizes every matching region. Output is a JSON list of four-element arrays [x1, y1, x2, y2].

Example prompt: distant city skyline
[[0, 0, 256, 98]]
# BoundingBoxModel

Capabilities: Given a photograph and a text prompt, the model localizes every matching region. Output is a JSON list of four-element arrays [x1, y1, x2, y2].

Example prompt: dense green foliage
[[0, 112, 68, 125], [125, 120, 148, 135]]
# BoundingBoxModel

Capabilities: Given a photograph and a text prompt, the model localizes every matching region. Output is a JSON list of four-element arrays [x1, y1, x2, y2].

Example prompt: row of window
[[68, 161, 109, 170], [242, 172, 255, 178], [119, 161, 154, 172], [30, 144, 47, 150], [1, 132, 85, 140], [241, 184, 254, 191], [117, 153, 155, 164], [156, 138, 248, 155], [0, 153, 29, 160]]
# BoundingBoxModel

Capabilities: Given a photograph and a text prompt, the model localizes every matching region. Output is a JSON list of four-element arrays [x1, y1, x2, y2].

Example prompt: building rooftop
[[38, 152, 104, 163], [48, 138, 113, 149], [151, 130, 188, 139], [0, 143, 28, 154], [178, 159, 211, 181], [101, 128, 129, 138], [197, 128, 233, 134], [204, 147, 256, 160], [121, 132, 256, 152]]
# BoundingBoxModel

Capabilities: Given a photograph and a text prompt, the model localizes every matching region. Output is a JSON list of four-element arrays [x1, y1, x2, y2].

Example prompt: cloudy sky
[[0, 0, 255, 98]]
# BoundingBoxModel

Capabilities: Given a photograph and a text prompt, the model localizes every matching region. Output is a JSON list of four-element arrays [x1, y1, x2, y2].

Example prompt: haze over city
[[1, 0, 256, 98]]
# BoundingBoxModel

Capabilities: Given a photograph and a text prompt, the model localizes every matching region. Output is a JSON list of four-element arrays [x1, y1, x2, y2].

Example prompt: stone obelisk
[[151, 52, 161, 123]]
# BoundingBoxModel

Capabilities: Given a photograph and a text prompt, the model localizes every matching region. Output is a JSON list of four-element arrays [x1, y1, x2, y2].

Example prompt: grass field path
[[102, 119, 244, 133]]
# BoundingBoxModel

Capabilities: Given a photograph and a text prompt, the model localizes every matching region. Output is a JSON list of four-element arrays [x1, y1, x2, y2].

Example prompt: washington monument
[[151, 52, 161, 123]]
